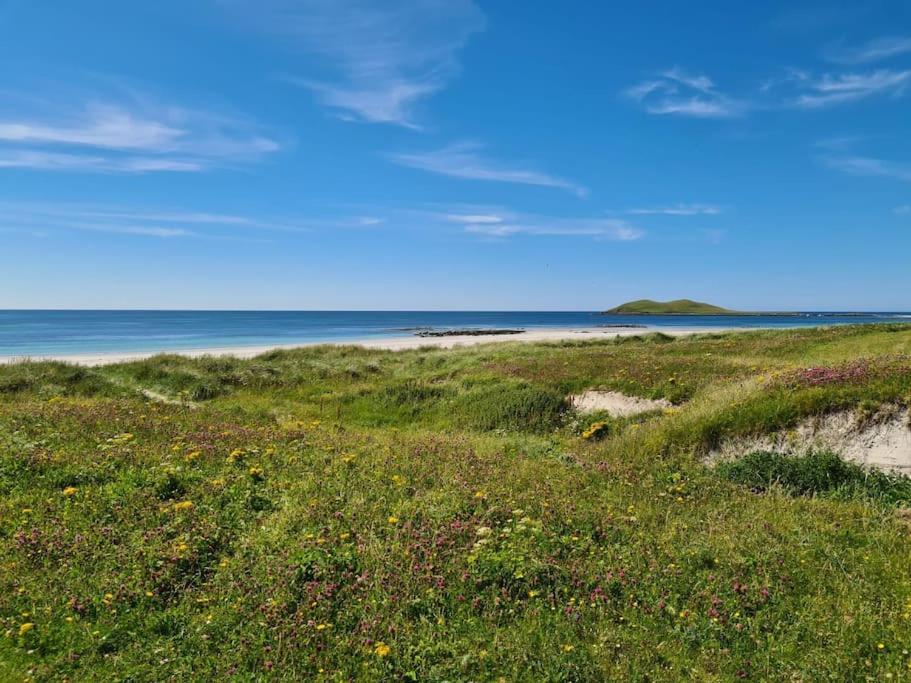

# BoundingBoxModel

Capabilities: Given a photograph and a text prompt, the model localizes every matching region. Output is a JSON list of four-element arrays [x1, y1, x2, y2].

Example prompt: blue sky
[[0, 0, 909, 311]]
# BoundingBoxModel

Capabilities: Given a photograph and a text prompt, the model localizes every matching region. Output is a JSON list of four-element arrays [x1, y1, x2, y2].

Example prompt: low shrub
[[459, 383, 568, 433], [0, 362, 118, 397], [381, 380, 446, 406], [717, 450, 911, 504]]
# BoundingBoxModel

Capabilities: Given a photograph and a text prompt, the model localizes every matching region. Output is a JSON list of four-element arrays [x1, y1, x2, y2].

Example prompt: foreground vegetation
[[2, 324, 911, 680]]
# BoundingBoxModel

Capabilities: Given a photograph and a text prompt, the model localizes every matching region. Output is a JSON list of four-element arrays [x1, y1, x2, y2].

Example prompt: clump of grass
[[717, 450, 911, 504], [381, 380, 446, 406], [459, 384, 568, 432], [0, 362, 119, 397]]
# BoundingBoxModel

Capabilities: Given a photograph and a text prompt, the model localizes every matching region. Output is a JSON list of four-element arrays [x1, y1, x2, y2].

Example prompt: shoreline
[[0, 326, 736, 366]]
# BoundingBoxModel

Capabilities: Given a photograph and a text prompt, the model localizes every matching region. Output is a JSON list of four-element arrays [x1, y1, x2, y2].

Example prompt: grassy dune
[[2, 325, 911, 680]]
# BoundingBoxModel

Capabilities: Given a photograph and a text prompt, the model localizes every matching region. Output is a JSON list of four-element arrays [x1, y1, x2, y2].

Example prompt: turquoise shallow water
[[0, 310, 909, 358]]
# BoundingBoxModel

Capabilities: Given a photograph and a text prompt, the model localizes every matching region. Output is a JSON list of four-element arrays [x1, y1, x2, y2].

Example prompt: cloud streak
[[827, 36, 911, 65], [626, 203, 722, 216], [823, 156, 911, 183], [389, 142, 588, 196], [225, 0, 485, 128], [0, 90, 281, 174], [789, 69, 911, 108], [441, 209, 642, 240], [0, 202, 383, 241], [625, 68, 743, 118], [628, 63, 911, 118]]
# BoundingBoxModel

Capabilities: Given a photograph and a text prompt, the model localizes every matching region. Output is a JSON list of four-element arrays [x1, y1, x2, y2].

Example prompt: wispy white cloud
[[626, 203, 722, 216], [389, 142, 588, 197], [827, 36, 911, 65], [0, 89, 281, 173], [443, 213, 505, 224], [789, 69, 911, 108], [441, 209, 642, 240], [662, 67, 716, 93], [0, 105, 184, 150], [67, 222, 199, 238], [0, 150, 205, 173], [625, 68, 743, 118], [0, 202, 382, 241], [629, 61, 911, 119], [463, 218, 641, 240], [823, 155, 911, 183], [224, 0, 484, 128]]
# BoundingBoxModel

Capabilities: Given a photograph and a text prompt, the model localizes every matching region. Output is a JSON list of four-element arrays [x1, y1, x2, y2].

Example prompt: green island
[[3, 324, 911, 680], [603, 299, 739, 315]]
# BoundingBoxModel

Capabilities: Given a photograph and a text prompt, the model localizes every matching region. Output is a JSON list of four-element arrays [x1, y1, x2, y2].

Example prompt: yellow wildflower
[[172, 500, 195, 512], [62, 486, 79, 497], [388, 516, 399, 525], [18, 623, 34, 637], [562, 644, 574, 652], [374, 642, 391, 657], [248, 466, 264, 480]]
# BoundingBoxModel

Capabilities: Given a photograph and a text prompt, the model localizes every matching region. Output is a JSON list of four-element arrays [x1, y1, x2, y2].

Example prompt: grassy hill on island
[[604, 299, 737, 315]]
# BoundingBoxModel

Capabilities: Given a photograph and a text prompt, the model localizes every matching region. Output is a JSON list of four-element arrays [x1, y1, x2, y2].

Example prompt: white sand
[[569, 390, 672, 417], [709, 407, 911, 473], [0, 326, 734, 367]]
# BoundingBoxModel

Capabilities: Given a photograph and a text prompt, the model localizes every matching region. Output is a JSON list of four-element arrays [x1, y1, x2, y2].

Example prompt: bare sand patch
[[569, 390, 671, 417], [709, 407, 911, 474]]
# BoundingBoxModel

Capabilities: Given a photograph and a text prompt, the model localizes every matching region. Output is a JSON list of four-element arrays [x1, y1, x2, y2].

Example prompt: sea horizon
[[2, 309, 910, 359]]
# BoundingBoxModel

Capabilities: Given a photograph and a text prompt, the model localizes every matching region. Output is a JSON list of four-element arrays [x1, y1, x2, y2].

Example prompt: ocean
[[1, 310, 909, 359]]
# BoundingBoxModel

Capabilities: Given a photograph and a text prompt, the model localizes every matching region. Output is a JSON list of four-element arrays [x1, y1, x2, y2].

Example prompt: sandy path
[[0, 326, 733, 367]]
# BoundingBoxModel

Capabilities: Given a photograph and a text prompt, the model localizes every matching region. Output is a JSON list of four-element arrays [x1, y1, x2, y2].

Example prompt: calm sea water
[[0, 310, 909, 358]]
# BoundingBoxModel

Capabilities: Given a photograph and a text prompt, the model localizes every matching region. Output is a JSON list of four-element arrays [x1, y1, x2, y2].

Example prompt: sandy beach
[[0, 326, 732, 366]]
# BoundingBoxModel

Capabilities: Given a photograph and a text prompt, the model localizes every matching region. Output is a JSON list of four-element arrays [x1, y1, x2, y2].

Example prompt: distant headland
[[600, 299, 886, 317], [603, 299, 738, 315]]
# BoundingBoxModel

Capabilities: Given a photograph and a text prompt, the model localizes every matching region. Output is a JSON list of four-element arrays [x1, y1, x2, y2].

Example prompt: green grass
[[2, 324, 911, 680], [718, 450, 911, 504], [603, 298, 736, 314]]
